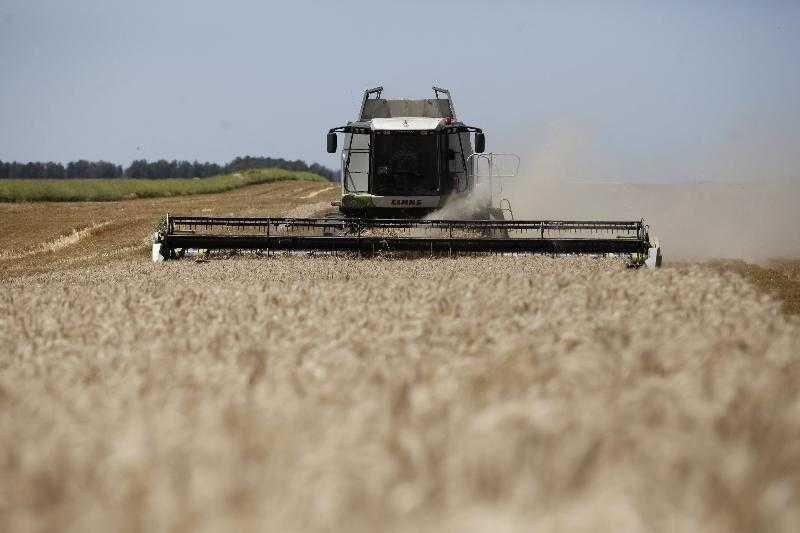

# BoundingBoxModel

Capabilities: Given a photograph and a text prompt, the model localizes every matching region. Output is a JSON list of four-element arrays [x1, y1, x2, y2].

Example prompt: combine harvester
[[153, 86, 661, 267]]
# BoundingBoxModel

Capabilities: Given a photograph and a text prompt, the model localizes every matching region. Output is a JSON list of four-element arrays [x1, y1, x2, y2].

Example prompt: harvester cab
[[327, 86, 518, 220]]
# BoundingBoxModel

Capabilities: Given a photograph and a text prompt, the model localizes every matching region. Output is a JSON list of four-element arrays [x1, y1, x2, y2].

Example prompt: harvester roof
[[360, 98, 452, 121], [341, 86, 470, 133]]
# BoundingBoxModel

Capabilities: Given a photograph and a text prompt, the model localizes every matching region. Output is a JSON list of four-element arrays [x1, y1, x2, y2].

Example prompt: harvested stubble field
[[0, 180, 339, 279], [2, 254, 800, 532]]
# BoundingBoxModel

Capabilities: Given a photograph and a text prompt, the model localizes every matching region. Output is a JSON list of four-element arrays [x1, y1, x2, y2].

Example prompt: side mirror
[[474, 132, 486, 153], [326, 132, 337, 153]]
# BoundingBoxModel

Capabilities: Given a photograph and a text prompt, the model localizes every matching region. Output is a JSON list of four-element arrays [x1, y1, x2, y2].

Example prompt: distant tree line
[[0, 160, 124, 179], [0, 156, 340, 182]]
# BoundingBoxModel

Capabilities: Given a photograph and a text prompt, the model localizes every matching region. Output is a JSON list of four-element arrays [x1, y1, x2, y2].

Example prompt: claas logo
[[390, 199, 423, 206]]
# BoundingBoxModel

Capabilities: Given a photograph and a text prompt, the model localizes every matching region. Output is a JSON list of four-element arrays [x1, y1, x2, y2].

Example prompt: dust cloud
[[504, 180, 800, 262], [425, 192, 486, 220], [498, 122, 800, 262]]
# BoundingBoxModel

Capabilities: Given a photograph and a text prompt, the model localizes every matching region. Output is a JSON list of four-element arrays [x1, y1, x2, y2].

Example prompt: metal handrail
[[468, 153, 521, 179]]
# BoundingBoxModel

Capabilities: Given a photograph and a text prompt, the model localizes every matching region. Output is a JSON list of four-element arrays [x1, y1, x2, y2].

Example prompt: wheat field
[[2, 255, 799, 532]]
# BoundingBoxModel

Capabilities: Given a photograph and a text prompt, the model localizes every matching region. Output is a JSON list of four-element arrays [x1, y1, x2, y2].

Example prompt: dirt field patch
[[2, 256, 799, 532]]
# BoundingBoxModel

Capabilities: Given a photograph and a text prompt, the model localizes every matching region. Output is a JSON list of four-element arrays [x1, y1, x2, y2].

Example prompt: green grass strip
[[0, 168, 327, 202]]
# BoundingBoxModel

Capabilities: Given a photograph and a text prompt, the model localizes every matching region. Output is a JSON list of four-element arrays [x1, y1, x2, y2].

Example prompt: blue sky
[[1, 0, 798, 182]]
